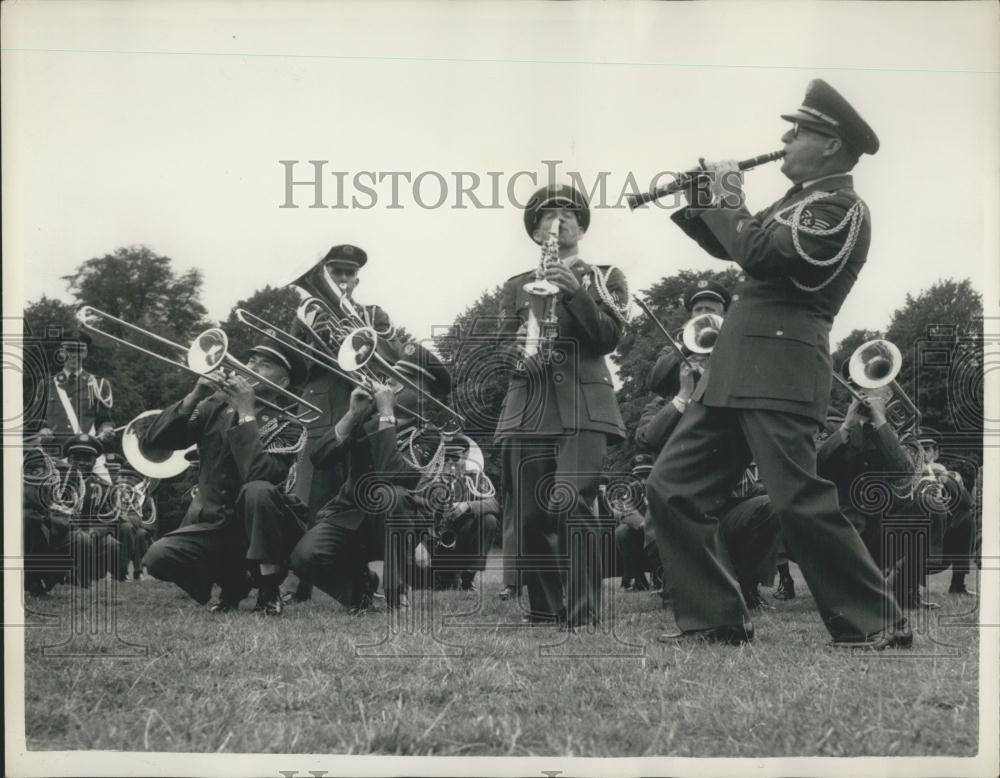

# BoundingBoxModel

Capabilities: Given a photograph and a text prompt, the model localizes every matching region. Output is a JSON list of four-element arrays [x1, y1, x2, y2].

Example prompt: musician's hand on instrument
[[678, 363, 698, 400], [443, 502, 469, 521], [38, 427, 54, 442], [222, 374, 257, 417], [843, 398, 865, 429], [348, 386, 373, 416], [543, 263, 581, 297], [700, 159, 743, 205], [866, 395, 888, 428], [192, 374, 218, 398], [372, 382, 396, 416]]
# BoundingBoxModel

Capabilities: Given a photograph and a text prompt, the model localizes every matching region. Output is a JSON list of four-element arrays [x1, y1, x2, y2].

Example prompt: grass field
[[21, 557, 981, 757]]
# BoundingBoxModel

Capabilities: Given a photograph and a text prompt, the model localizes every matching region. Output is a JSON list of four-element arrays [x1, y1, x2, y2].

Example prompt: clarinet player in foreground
[[645, 79, 911, 649]]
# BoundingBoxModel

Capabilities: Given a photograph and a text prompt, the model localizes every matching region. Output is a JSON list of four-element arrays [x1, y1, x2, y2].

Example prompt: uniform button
[[776, 330, 784, 336], [602, 376, 609, 382], [553, 373, 565, 384], [738, 275, 746, 283]]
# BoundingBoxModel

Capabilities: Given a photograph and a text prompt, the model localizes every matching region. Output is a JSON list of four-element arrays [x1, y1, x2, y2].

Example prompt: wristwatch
[[239, 414, 256, 425], [378, 415, 397, 425]]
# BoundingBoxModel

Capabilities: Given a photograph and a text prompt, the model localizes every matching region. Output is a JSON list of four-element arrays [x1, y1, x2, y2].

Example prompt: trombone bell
[[188, 328, 229, 374], [849, 339, 902, 389], [682, 313, 724, 355], [338, 327, 378, 372]]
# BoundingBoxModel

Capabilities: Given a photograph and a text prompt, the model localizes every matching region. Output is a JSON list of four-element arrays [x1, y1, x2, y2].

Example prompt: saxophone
[[520, 215, 561, 364]]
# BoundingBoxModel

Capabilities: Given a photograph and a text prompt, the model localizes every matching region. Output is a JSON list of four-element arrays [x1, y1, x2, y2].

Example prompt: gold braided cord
[[772, 191, 866, 293], [397, 426, 447, 483], [258, 417, 307, 456], [592, 265, 630, 325], [88, 375, 114, 408]]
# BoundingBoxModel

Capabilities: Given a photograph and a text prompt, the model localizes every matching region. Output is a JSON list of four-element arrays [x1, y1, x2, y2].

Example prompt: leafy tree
[[883, 278, 983, 465], [608, 266, 743, 473], [220, 285, 303, 370], [432, 286, 506, 487], [20, 297, 79, 434]]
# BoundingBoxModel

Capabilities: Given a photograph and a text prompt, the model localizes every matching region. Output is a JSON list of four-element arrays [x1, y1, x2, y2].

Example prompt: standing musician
[[284, 244, 399, 604], [637, 281, 780, 611], [290, 345, 451, 612], [496, 183, 629, 628], [645, 79, 910, 649], [141, 341, 308, 615], [25, 329, 115, 464]]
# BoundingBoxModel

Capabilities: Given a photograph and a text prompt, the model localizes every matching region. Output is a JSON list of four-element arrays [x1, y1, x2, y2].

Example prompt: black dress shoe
[[498, 585, 517, 601], [631, 576, 651, 592], [658, 621, 754, 646], [773, 578, 795, 600], [829, 620, 913, 650], [949, 583, 977, 597], [208, 600, 239, 614], [253, 588, 283, 616], [744, 587, 775, 611]]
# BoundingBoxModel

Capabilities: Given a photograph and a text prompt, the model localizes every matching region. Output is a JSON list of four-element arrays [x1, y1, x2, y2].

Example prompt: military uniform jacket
[[671, 175, 871, 424], [635, 396, 684, 455], [27, 369, 114, 439], [816, 423, 912, 522], [495, 260, 628, 441], [143, 394, 303, 533], [312, 418, 423, 532], [293, 302, 397, 513]]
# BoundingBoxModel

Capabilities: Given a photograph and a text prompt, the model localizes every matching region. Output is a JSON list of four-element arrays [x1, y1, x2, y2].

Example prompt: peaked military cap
[[322, 244, 368, 269], [247, 340, 307, 386], [781, 79, 879, 156], [394, 341, 452, 398], [523, 184, 591, 243], [683, 279, 732, 312], [631, 454, 654, 478], [917, 427, 941, 448], [63, 433, 103, 459], [61, 329, 92, 348]]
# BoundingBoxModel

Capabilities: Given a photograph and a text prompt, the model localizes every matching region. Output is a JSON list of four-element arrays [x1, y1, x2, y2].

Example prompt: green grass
[[21, 557, 980, 756]]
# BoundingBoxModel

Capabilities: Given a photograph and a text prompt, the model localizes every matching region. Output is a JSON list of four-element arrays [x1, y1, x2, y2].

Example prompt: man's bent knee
[[237, 480, 280, 508]]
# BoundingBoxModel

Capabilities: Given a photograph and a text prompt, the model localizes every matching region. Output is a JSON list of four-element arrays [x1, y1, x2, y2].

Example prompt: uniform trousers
[[502, 431, 607, 626], [614, 524, 647, 585], [290, 487, 426, 608], [646, 402, 902, 641], [143, 481, 305, 604], [408, 510, 499, 590]]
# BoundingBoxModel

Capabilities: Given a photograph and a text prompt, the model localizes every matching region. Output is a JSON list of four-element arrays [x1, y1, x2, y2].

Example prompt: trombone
[[835, 338, 920, 433], [76, 306, 322, 425], [235, 308, 464, 433], [337, 325, 465, 435]]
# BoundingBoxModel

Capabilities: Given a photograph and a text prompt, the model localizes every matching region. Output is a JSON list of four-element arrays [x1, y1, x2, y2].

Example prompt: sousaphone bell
[[122, 410, 195, 479]]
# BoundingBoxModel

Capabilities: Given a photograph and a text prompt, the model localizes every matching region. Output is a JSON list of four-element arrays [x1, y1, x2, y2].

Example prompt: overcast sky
[[3, 1, 998, 351]]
